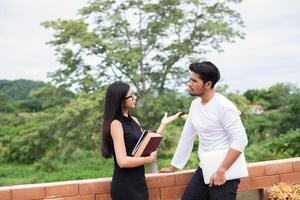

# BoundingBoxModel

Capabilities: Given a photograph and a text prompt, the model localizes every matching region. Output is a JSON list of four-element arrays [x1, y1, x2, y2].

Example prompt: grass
[[0, 157, 114, 186], [0, 152, 199, 187]]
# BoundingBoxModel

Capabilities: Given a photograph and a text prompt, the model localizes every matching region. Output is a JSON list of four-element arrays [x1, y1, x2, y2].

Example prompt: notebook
[[199, 148, 248, 184]]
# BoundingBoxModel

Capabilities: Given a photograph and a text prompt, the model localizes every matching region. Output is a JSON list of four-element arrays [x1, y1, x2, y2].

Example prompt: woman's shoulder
[[110, 119, 123, 137], [111, 119, 122, 128], [131, 116, 141, 126]]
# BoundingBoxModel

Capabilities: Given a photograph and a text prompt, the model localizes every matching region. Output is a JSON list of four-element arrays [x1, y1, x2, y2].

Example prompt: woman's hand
[[145, 151, 157, 164], [161, 112, 182, 126], [157, 112, 182, 135]]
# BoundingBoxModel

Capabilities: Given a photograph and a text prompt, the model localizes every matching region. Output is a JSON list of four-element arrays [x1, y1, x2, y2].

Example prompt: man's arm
[[160, 111, 196, 173], [208, 148, 241, 187]]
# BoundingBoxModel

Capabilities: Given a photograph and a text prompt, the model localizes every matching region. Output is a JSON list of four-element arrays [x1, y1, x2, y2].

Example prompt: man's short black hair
[[189, 61, 220, 88]]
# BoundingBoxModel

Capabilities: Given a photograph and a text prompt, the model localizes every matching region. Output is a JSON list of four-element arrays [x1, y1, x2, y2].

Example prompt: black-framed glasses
[[125, 93, 136, 100]]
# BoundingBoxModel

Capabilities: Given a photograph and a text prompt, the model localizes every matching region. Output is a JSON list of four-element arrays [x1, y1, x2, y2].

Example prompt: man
[[160, 61, 248, 200]]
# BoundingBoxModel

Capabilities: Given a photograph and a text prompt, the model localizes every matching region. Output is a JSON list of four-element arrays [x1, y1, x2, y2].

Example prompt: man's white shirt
[[171, 92, 248, 169]]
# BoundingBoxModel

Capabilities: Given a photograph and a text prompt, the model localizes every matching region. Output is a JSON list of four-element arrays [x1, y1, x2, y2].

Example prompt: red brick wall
[[0, 157, 299, 200]]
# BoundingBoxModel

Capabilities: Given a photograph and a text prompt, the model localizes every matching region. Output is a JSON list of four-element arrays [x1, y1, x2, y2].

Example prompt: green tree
[[16, 85, 74, 112], [269, 129, 300, 157], [246, 129, 300, 162], [0, 79, 45, 100], [0, 92, 16, 113], [5, 124, 54, 163], [243, 83, 300, 140], [276, 92, 300, 134], [42, 0, 244, 96], [2, 90, 105, 163], [244, 83, 297, 110], [51, 91, 105, 161], [28, 85, 74, 110]]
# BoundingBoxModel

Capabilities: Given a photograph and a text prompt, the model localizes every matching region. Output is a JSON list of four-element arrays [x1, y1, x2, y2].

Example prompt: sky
[[0, 0, 300, 93]]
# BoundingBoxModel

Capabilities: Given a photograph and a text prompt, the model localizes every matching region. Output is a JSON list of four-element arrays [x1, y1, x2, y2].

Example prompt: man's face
[[188, 72, 207, 97]]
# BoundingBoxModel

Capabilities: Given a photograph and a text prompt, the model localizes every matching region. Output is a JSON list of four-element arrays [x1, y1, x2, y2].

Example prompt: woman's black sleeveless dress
[[111, 114, 148, 200]]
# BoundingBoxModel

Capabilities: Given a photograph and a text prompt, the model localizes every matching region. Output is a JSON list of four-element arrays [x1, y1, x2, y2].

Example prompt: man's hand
[[159, 165, 176, 173], [209, 168, 226, 187]]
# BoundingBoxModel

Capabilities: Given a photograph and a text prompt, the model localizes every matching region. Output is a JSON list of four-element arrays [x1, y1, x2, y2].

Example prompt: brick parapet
[[0, 157, 299, 200]]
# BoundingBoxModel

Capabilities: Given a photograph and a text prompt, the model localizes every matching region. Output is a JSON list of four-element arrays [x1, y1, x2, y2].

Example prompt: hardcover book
[[131, 130, 163, 157]]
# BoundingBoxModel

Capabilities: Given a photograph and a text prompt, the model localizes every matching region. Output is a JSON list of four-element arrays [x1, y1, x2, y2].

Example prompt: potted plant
[[268, 182, 300, 200]]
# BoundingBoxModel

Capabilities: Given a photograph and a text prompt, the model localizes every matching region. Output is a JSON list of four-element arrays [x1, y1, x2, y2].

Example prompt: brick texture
[[265, 162, 293, 175], [64, 195, 95, 200], [97, 179, 111, 194], [238, 178, 251, 191], [160, 185, 186, 200], [248, 164, 266, 177], [149, 188, 160, 200], [251, 175, 280, 189], [280, 172, 300, 184], [0, 190, 11, 200], [95, 194, 111, 200], [79, 182, 101, 195], [293, 159, 300, 172], [12, 187, 45, 200], [146, 174, 175, 189], [45, 184, 79, 197], [175, 171, 194, 186]]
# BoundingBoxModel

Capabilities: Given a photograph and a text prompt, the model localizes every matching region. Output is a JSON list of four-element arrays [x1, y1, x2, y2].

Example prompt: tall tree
[[42, 0, 244, 96]]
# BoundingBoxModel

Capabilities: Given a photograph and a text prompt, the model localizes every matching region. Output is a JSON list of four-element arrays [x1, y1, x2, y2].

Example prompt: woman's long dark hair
[[102, 81, 130, 158]]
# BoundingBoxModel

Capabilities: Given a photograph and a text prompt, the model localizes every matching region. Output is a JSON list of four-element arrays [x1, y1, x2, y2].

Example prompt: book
[[131, 130, 149, 155], [199, 148, 248, 184], [131, 130, 163, 157]]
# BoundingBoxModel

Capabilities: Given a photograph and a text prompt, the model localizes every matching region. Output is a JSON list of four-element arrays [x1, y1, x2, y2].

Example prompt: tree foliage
[[246, 129, 300, 162], [1, 80, 300, 175], [42, 0, 244, 96], [0, 92, 16, 113], [0, 79, 45, 100], [244, 83, 298, 109], [132, 91, 193, 129]]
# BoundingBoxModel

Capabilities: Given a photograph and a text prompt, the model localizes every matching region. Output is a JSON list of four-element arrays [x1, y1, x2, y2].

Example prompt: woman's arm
[[111, 119, 156, 168], [160, 112, 196, 172]]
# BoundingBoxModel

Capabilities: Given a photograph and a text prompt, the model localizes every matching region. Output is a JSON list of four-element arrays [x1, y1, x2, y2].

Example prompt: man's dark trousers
[[182, 167, 240, 200]]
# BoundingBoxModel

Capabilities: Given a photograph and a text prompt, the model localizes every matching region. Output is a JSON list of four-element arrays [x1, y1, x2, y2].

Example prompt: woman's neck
[[122, 109, 129, 117]]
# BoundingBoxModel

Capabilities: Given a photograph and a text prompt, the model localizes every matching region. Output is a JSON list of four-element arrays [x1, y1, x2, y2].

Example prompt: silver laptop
[[199, 148, 249, 184]]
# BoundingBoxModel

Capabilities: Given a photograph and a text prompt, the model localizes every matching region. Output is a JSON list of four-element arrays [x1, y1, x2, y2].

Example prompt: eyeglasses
[[125, 93, 136, 100]]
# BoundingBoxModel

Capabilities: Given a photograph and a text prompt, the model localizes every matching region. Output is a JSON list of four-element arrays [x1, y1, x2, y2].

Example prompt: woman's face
[[123, 88, 136, 109]]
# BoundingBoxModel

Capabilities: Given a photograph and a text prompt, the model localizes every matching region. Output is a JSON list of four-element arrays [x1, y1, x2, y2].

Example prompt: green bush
[[245, 129, 300, 162]]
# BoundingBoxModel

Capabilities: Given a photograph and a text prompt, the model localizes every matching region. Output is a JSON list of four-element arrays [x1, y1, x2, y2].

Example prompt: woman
[[102, 81, 181, 200]]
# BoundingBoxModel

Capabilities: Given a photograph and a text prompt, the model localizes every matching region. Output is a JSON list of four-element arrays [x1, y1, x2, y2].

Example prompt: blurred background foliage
[[0, 79, 300, 186]]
